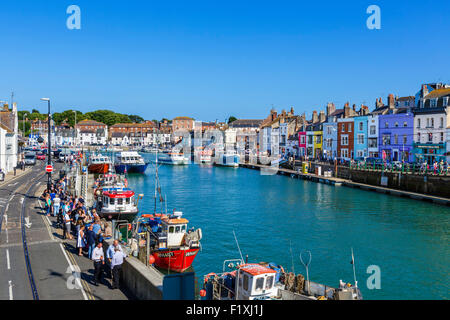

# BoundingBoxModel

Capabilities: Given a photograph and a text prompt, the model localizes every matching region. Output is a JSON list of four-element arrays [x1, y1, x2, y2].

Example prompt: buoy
[[199, 289, 206, 297], [148, 255, 155, 265]]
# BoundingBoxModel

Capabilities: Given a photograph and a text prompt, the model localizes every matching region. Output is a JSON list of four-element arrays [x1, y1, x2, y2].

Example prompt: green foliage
[[128, 114, 145, 123], [227, 116, 237, 124]]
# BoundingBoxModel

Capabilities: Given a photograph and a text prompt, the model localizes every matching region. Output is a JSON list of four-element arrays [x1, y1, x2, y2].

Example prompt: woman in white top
[[77, 225, 86, 256]]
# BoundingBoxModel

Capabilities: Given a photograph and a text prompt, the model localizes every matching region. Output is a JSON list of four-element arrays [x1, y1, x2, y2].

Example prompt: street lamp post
[[41, 98, 51, 190]]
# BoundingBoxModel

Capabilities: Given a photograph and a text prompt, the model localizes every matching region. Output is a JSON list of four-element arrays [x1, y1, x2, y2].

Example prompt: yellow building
[[313, 130, 323, 158]]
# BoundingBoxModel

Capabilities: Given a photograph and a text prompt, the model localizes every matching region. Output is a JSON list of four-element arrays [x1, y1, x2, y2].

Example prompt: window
[[316, 135, 321, 144], [341, 149, 348, 158], [169, 226, 174, 233], [417, 132, 421, 142], [382, 134, 391, 145], [441, 132, 444, 142], [368, 138, 377, 148], [440, 117, 444, 128], [175, 226, 180, 233], [385, 122, 389, 128], [403, 122, 408, 127], [327, 126, 332, 135], [359, 122, 363, 131], [117, 198, 123, 205], [395, 122, 399, 128], [403, 135, 407, 144], [243, 274, 249, 291], [430, 98, 437, 108], [254, 277, 264, 292], [417, 119, 421, 128], [394, 134, 398, 145], [300, 136, 305, 144], [348, 123, 352, 132], [341, 124, 345, 132], [358, 134, 364, 144], [431, 118, 434, 128], [428, 133, 433, 142], [341, 135, 348, 146], [370, 125, 376, 135], [266, 276, 274, 289]]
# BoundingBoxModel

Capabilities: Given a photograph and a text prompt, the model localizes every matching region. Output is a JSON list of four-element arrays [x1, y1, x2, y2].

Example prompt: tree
[[128, 114, 145, 123], [31, 109, 39, 114], [227, 116, 237, 124]]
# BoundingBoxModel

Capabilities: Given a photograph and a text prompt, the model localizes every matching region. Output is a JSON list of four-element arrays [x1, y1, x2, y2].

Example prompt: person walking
[[111, 247, 126, 289], [106, 240, 123, 278], [77, 225, 86, 256], [45, 194, 52, 217], [92, 242, 105, 286]]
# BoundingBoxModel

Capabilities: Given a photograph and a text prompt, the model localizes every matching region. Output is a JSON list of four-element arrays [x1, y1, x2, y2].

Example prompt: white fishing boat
[[214, 150, 240, 167]]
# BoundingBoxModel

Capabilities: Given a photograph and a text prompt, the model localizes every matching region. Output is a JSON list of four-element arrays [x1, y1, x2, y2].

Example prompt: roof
[[166, 218, 189, 224], [77, 119, 106, 126], [229, 119, 264, 128], [111, 132, 127, 138], [424, 88, 450, 99], [173, 116, 194, 120], [110, 122, 155, 128], [239, 264, 277, 276], [397, 96, 415, 101], [103, 190, 135, 198]]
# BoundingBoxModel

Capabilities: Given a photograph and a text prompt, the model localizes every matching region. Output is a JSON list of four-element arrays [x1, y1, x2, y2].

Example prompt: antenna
[[233, 230, 244, 263], [351, 247, 358, 288], [289, 240, 295, 274]]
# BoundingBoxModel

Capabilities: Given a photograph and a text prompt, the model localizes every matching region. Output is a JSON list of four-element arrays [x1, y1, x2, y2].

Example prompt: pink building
[[298, 131, 307, 157]]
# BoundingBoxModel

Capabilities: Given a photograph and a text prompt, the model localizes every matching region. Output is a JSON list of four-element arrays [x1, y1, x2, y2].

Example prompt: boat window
[[254, 277, 264, 292], [265, 275, 274, 289], [125, 197, 130, 204], [243, 274, 249, 291], [175, 226, 180, 233], [169, 226, 174, 233], [110, 198, 115, 205], [181, 225, 186, 232], [117, 198, 123, 205]]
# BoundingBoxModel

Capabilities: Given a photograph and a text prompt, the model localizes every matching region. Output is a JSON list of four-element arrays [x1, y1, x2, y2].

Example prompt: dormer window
[[430, 98, 437, 108]]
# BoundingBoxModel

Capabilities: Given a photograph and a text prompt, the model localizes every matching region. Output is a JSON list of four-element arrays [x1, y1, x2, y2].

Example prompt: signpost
[[46, 165, 53, 173]]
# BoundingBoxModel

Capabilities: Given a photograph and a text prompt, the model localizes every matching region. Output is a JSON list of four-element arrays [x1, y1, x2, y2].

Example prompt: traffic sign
[[45, 165, 53, 173]]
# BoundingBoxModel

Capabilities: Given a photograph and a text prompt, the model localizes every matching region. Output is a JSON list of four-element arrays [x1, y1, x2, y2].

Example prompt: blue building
[[354, 116, 368, 159]]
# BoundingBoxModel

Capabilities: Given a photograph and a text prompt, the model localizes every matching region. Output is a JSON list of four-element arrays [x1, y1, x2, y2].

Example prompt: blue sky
[[0, 0, 449, 121]]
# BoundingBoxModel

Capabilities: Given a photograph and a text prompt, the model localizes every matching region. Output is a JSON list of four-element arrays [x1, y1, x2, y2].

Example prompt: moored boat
[[88, 153, 112, 174], [114, 151, 149, 174], [214, 151, 240, 167], [96, 187, 141, 221], [157, 151, 190, 165]]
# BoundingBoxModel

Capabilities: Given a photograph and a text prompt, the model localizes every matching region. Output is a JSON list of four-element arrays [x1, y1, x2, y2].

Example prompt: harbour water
[[126, 153, 450, 300]]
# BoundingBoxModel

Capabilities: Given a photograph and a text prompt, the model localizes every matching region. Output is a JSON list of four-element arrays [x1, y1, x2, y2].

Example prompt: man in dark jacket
[[86, 225, 97, 259]]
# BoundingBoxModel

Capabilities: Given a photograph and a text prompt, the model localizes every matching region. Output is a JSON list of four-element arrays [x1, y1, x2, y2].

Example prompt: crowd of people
[[41, 175, 126, 290]]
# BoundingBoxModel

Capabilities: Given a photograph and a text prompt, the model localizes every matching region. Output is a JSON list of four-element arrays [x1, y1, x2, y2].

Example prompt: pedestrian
[[111, 247, 126, 289], [53, 194, 61, 218], [45, 194, 52, 217], [92, 242, 105, 286], [106, 240, 122, 278], [77, 225, 86, 256], [86, 225, 97, 259], [63, 210, 73, 240]]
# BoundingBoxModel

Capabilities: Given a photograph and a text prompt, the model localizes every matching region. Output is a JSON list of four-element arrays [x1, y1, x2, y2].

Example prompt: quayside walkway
[[239, 162, 450, 206]]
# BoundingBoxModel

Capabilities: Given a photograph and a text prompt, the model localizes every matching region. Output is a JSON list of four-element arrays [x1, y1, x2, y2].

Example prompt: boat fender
[[204, 273, 216, 283], [196, 228, 203, 240]]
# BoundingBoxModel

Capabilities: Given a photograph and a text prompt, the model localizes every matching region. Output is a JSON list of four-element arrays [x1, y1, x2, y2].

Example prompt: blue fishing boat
[[114, 151, 149, 174]]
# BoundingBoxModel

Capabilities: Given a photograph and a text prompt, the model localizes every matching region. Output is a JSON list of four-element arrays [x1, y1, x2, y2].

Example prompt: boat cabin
[[115, 151, 145, 164], [101, 189, 137, 214], [236, 264, 278, 300], [159, 213, 188, 248], [90, 154, 111, 164]]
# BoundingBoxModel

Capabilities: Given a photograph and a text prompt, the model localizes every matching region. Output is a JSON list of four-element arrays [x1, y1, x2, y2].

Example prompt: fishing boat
[[114, 151, 149, 174], [201, 258, 362, 300], [88, 153, 112, 174], [135, 156, 202, 272], [96, 187, 141, 221], [157, 151, 190, 165], [214, 150, 240, 167]]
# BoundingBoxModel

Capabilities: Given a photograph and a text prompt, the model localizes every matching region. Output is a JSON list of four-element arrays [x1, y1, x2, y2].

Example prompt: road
[[0, 160, 131, 300]]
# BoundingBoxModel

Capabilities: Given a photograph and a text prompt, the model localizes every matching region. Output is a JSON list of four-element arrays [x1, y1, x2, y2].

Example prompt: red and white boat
[[147, 213, 202, 272], [88, 153, 112, 174]]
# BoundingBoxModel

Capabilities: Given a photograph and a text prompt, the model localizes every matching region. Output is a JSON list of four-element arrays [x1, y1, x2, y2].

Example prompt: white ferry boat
[[157, 151, 190, 165]]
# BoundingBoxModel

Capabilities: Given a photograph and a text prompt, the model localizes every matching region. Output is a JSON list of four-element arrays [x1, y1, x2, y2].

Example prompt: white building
[[0, 103, 18, 173], [367, 114, 379, 158]]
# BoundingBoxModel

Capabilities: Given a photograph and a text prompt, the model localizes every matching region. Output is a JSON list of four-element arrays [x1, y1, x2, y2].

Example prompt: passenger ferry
[[214, 151, 240, 167], [114, 151, 149, 174], [88, 153, 112, 174], [202, 259, 362, 300], [157, 151, 190, 165], [97, 187, 141, 221]]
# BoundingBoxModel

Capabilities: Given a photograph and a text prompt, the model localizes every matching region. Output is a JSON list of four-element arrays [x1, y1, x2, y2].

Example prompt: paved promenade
[[0, 161, 132, 300]]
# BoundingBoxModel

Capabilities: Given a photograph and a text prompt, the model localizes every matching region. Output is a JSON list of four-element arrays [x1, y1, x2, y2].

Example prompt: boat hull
[[115, 163, 149, 174], [158, 156, 189, 165], [153, 248, 199, 272], [98, 210, 138, 222], [88, 163, 110, 174]]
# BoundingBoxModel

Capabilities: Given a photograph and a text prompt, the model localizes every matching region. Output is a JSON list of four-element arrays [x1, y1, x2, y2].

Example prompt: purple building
[[379, 111, 414, 162]]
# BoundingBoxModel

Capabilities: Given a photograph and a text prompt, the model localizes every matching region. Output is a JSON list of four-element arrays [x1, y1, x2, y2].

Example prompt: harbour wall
[[306, 162, 450, 199], [104, 240, 164, 300]]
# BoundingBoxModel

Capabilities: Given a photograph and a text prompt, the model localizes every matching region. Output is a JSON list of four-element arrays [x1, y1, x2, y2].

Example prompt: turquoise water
[[126, 153, 450, 300]]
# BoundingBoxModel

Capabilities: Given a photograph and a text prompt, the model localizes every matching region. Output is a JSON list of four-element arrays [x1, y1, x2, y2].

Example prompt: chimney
[[388, 94, 395, 108], [289, 106, 294, 115], [352, 104, 356, 112], [312, 111, 318, 123], [344, 102, 350, 118], [326, 102, 336, 117], [422, 84, 429, 97], [319, 111, 326, 123], [376, 97, 383, 108]]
